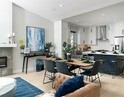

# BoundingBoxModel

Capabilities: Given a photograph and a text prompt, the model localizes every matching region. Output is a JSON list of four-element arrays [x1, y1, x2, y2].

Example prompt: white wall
[[0, 0, 12, 44], [91, 41, 113, 50], [54, 21, 62, 57], [62, 21, 69, 43], [13, 4, 54, 73]]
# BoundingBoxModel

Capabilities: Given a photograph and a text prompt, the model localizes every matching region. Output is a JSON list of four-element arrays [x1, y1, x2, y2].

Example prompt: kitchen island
[[82, 51, 124, 75]]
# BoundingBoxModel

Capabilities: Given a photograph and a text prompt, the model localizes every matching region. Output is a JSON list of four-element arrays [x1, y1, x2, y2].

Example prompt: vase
[[63, 53, 67, 60], [20, 49, 24, 53], [67, 53, 71, 60]]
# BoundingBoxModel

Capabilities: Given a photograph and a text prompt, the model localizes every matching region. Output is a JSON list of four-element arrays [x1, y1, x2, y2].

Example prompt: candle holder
[[12, 33, 16, 44], [8, 36, 12, 44], [12, 36, 15, 44]]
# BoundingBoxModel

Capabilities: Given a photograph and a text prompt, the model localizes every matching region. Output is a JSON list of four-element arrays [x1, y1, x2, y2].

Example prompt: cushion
[[55, 75, 84, 97]]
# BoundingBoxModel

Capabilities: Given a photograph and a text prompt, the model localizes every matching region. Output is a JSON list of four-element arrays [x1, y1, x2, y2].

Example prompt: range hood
[[97, 26, 108, 41]]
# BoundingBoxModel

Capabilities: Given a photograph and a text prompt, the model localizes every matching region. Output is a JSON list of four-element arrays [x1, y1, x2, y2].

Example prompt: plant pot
[[67, 53, 71, 60], [63, 53, 67, 60], [20, 49, 24, 53]]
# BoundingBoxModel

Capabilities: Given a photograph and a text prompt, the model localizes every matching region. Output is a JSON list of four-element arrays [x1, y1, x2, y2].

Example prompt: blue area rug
[[15, 77, 44, 97]]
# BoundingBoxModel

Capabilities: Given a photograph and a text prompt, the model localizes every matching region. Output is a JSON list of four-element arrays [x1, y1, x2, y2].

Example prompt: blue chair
[[43, 59, 57, 88], [55, 60, 76, 76], [80, 61, 101, 86]]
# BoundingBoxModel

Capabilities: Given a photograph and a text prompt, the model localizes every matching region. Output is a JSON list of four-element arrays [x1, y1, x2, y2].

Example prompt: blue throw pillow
[[55, 75, 84, 97]]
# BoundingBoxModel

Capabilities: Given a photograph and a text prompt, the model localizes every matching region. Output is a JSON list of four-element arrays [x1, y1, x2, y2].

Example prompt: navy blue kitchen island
[[84, 53, 124, 76]]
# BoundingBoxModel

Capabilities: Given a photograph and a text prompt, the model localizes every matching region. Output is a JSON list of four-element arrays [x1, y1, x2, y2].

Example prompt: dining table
[[43, 57, 93, 67]]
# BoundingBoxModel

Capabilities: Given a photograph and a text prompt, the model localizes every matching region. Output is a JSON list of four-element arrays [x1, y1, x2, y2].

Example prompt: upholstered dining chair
[[55, 60, 76, 76], [80, 60, 102, 86], [43, 59, 57, 87]]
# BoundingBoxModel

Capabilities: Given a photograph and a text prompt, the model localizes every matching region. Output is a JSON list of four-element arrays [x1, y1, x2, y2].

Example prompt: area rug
[[15, 77, 44, 97]]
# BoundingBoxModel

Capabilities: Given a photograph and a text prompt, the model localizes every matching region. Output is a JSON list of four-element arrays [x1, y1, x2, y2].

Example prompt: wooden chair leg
[[43, 70, 53, 84], [43, 70, 47, 84], [97, 74, 101, 87]]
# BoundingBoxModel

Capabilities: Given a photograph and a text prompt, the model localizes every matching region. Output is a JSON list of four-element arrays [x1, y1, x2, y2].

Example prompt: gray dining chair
[[43, 59, 57, 88], [55, 60, 76, 76], [80, 60, 102, 86]]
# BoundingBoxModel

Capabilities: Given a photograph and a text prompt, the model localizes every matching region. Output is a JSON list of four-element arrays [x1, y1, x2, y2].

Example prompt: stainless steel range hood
[[97, 26, 108, 41]]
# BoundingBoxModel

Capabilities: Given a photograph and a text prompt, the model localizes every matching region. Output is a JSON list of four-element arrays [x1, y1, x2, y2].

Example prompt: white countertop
[[82, 51, 124, 56]]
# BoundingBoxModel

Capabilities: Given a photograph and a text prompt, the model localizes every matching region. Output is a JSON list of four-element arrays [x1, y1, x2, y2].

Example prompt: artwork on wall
[[26, 26, 45, 52]]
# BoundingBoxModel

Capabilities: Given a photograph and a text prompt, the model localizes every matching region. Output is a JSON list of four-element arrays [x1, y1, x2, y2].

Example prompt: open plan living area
[[0, 0, 124, 97]]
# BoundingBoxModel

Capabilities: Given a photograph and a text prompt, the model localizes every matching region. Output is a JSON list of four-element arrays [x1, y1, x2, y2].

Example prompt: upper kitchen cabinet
[[87, 26, 97, 45], [114, 21, 124, 36], [77, 27, 87, 44], [107, 25, 114, 45]]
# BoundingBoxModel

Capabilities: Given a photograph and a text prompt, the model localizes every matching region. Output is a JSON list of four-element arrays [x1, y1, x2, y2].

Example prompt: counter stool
[[111, 60, 119, 79]]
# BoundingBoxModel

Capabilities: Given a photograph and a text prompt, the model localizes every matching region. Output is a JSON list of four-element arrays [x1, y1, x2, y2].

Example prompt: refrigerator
[[114, 36, 124, 53]]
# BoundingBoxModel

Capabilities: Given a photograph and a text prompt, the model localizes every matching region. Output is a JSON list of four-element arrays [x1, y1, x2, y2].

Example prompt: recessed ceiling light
[[102, 14, 105, 16], [59, 4, 63, 8]]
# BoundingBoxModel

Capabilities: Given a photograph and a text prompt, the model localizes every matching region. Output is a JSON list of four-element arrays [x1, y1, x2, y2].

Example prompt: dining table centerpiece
[[62, 42, 74, 60]]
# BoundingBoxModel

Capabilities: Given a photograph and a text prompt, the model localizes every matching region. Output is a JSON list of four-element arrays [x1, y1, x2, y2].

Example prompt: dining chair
[[55, 60, 76, 76], [80, 60, 102, 86], [43, 59, 57, 88]]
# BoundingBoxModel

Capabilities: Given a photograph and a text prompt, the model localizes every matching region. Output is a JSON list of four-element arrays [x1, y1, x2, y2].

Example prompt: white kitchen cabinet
[[107, 25, 114, 45], [114, 21, 124, 36], [87, 27, 97, 45], [78, 27, 87, 44]]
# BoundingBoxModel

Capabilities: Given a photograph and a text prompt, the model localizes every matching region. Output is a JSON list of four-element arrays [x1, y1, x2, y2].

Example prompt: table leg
[[26, 57, 28, 74], [22, 56, 26, 72]]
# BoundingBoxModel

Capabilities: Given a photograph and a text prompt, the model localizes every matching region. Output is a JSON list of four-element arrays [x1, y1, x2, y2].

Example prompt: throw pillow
[[55, 75, 84, 97]]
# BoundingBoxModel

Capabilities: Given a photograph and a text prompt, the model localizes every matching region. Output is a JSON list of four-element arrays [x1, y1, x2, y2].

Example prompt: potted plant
[[19, 40, 25, 53], [62, 42, 74, 60], [45, 42, 53, 57], [45, 42, 53, 52]]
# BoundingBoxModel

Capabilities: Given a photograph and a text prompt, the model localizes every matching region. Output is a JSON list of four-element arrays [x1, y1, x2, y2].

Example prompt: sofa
[[41, 73, 100, 97], [40, 73, 100, 97]]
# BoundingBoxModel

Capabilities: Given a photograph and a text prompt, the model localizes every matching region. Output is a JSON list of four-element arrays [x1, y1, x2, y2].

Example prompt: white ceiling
[[64, 1, 124, 26], [9, 0, 124, 21]]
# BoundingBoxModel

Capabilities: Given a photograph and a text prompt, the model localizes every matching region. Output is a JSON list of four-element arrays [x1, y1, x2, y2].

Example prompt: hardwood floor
[[7, 71, 124, 97]]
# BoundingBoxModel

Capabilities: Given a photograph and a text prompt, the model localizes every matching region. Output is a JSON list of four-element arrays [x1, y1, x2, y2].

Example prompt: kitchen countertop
[[82, 51, 124, 56]]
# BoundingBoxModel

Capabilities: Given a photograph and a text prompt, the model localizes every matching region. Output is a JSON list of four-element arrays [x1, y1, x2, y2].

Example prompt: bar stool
[[111, 60, 119, 79]]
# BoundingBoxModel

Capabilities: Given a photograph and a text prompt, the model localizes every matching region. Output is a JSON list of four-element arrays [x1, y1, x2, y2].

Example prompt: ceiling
[[64, 1, 124, 26], [9, 0, 124, 21]]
